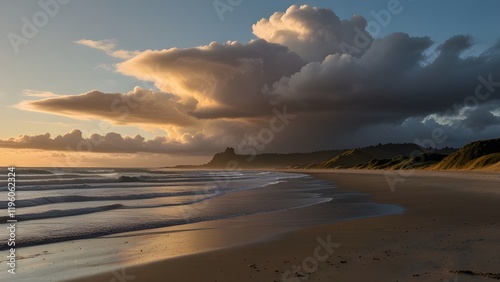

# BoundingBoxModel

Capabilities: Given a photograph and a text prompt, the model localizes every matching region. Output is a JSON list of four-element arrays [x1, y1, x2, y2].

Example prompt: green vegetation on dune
[[309, 144, 445, 169], [356, 153, 448, 170], [459, 153, 500, 170], [312, 149, 374, 168], [432, 139, 500, 170]]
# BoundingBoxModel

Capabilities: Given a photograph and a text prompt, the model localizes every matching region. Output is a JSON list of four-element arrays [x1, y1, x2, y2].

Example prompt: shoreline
[[69, 170, 499, 282]]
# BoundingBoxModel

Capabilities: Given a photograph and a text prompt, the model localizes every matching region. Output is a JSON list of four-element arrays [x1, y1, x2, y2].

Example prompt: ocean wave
[[117, 175, 143, 182], [0, 175, 153, 190], [11, 168, 54, 175], [0, 190, 220, 208], [0, 193, 218, 222], [0, 173, 272, 191], [0, 204, 124, 222]]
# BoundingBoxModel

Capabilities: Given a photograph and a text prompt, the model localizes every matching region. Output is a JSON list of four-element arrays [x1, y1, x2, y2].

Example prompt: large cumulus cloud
[[252, 5, 372, 61], [116, 39, 304, 119]]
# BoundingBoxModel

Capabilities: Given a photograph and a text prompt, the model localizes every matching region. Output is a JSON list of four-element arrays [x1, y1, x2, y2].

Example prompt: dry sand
[[69, 170, 500, 282]]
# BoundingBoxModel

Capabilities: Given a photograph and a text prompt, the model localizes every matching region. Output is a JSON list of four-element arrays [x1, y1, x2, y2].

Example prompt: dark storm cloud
[[269, 34, 500, 125], [462, 104, 500, 131]]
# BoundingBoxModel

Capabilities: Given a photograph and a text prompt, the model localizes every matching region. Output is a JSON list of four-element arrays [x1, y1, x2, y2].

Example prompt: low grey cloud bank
[[0, 129, 220, 154]]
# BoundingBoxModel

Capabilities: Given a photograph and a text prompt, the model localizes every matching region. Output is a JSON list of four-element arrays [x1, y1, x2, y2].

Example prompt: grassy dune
[[433, 139, 500, 171]]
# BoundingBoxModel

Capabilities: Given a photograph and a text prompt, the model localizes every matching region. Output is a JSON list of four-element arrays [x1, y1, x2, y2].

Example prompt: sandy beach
[[64, 170, 500, 282]]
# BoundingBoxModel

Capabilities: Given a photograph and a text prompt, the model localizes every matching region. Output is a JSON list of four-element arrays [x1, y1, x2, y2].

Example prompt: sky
[[1, 0, 500, 167]]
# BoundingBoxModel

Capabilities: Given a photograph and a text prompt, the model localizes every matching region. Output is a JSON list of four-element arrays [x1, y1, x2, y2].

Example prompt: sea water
[[0, 168, 324, 249]]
